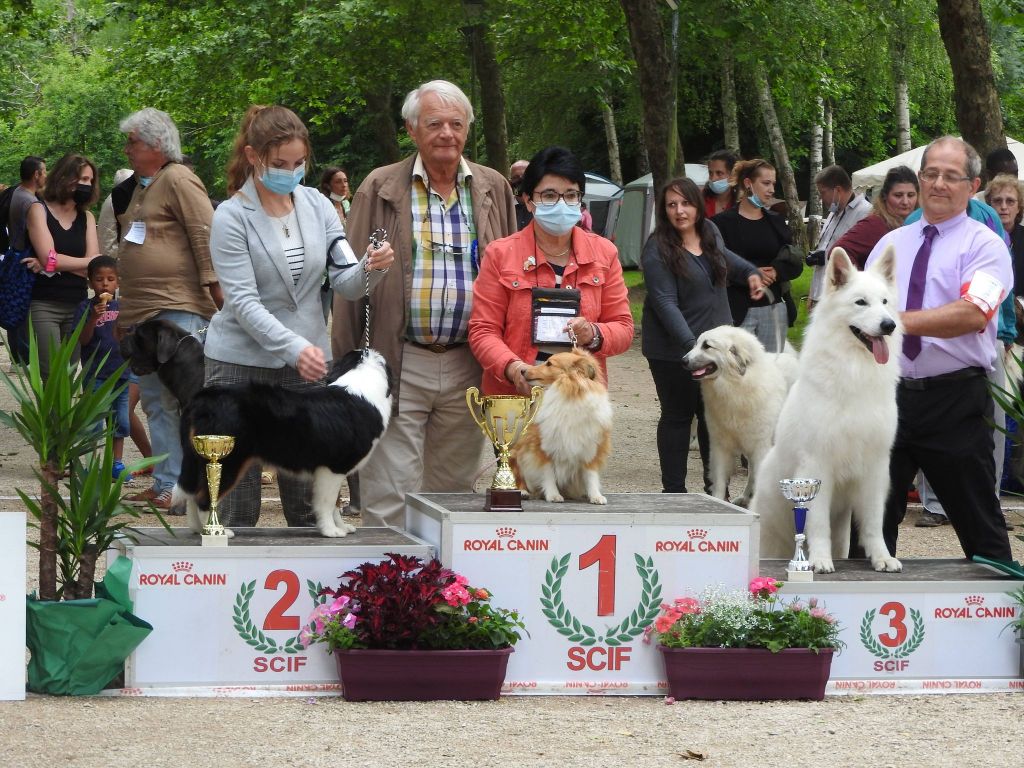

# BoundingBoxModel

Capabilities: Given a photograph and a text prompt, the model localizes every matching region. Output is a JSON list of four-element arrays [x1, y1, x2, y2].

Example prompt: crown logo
[[687, 529, 708, 540], [171, 561, 194, 573], [496, 527, 516, 538], [964, 595, 984, 606]]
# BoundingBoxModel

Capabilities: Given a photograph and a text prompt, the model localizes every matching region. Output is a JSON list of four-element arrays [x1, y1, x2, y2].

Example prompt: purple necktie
[[902, 224, 938, 360]]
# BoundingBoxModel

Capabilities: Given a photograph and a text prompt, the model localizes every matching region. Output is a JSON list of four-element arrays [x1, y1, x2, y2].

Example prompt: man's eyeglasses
[[919, 170, 972, 185], [532, 189, 583, 207]]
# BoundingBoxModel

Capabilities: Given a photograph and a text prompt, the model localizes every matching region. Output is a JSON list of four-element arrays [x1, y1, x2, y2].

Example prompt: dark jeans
[[648, 357, 710, 493], [883, 375, 1011, 560]]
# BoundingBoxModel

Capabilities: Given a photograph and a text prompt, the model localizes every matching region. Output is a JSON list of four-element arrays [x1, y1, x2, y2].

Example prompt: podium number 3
[[878, 601, 908, 648], [263, 569, 301, 631], [579, 535, 617, 616]]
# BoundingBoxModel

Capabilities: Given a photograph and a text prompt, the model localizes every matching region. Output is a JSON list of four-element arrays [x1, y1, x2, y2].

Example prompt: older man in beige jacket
[[332, 80, 516, 528]]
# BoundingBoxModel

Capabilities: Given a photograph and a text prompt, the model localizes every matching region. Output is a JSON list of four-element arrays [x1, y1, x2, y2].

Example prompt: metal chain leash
[[363, 228, 387, 351]]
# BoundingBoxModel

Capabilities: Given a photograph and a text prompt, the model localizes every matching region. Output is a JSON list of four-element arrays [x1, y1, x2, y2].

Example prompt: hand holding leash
[[297, 345, 328, 382], [361, 228, 388, 351]]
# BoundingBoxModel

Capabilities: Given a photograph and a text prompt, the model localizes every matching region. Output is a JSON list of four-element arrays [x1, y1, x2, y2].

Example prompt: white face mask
[[329, 192, 346, 202]]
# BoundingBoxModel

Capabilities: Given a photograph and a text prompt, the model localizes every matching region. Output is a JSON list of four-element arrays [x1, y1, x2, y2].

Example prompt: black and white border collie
[[173, 348, 392, 537]]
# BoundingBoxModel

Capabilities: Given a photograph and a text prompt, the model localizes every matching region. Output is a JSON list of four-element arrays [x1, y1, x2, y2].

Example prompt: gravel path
[[1, 341, 1022, 767]]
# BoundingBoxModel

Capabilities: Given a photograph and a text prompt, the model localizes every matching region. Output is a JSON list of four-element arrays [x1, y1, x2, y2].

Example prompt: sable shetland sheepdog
[[173, 349, 392, 537], [511, 349, 613, 504]]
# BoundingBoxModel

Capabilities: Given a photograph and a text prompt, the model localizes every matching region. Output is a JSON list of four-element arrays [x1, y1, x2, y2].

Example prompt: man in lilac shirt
[[865, 136, 1013, 561]]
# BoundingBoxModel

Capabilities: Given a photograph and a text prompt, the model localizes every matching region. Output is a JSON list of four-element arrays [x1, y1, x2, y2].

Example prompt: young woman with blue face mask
[[203, 105, 395, 530], [702, 149, 738, 217], [469, 145, 634, 395], [711, 158, 797, 352]]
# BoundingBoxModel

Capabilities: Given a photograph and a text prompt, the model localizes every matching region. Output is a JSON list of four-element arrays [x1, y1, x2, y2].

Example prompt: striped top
[[408, 154, 477, 344], [272, 211, 305, 285]]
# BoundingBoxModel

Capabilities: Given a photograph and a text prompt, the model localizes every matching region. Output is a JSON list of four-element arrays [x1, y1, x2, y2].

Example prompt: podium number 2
[[263, 569, 301, 631], [579, 535, 616, 616]]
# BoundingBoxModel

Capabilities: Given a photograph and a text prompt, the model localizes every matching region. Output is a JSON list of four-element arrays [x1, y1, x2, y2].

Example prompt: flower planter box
[[335, 647, 514, 701], [658, 646, 834, 701]]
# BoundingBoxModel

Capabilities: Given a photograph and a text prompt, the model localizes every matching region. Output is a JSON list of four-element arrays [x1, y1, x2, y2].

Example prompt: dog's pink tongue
[[690, 367, 708, 379], [871, 336, 889, 364]]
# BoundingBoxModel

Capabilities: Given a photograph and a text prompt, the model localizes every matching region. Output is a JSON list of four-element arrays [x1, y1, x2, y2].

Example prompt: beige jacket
[[331, 154, 517, 407]]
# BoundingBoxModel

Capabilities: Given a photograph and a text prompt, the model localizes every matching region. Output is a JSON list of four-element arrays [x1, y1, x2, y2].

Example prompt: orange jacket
[[469, 224, 634, 394]]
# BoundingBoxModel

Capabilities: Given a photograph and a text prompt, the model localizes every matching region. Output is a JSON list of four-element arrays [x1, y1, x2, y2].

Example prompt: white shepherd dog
[[751, 247, 903, 573], [683, 326, 798, 506]]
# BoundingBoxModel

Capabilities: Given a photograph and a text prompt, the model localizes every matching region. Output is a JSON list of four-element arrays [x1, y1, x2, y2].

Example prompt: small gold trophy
[[191, 434, 235, 547], [466, 387, 543, 512]]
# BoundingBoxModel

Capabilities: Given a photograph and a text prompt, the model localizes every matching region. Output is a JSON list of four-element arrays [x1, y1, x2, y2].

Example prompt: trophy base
[[201, 532, 230, 547], [484, 488, 524, 513], [785, 568, 814, 582]]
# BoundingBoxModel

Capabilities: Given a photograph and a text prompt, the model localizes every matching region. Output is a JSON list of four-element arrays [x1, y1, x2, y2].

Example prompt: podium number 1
[[579, 535, 616, 616]]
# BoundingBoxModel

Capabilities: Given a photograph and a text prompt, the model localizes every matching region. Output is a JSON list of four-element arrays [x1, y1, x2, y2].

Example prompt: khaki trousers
[[360, 342, 487, 528]]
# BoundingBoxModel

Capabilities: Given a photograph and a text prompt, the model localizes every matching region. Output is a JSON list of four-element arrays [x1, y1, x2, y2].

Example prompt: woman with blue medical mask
[[711, 158, 798, 352], [469, 145, 634, 395], [204, 105, 394, 531], [702, 149, 738, 217]]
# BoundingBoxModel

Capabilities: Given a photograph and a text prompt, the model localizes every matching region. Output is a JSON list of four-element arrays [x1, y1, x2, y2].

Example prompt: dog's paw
[[811, 557, 835, 574], [318, 521, 356, 538], [871, 556, 902, 573], [223, 528, 235, 539], [732, 495, 750, 508], [589, 494, 608, 505], [544, 491, 565, 503]]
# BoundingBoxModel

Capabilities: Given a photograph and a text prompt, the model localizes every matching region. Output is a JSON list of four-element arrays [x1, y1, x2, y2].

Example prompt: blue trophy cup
[[779, 478, 821, 582]]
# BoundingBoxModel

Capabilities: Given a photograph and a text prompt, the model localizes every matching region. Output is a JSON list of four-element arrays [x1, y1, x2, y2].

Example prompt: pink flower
[[789, 601, 806, 612], [454, 574, 469, 586], [810, 607, 827, 619], [808, 597, 818, 608], [475, 588, 489, 599], [468, 616, 479, 624], [654, 613, 679, 633], [748, 576, 781, 596], [642, 625, 654, 645], [341, 612, 357, 629], [673, 597, 701, 615], [299, 627, 313, 648], [327, 595, 351, 615], [442, 583, 471, 607], [664, 696, 676, 705]]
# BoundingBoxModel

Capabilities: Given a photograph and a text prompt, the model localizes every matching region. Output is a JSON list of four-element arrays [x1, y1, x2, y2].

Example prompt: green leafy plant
[[0, 317, 161, 600], [649, 577, 843, 654], [302, 553, 527, 652]]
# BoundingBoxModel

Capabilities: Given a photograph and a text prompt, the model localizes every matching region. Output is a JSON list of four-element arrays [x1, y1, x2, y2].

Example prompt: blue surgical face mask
[[708, 178, 730, 195], [260, 162, 305, 195], [745, 187, 765, 209], [139, 176, 153, 188], [532, 200, 582, 236]]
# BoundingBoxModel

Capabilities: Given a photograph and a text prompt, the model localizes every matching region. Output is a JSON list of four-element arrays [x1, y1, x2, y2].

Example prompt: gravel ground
[[1, 340, 1022, 768]]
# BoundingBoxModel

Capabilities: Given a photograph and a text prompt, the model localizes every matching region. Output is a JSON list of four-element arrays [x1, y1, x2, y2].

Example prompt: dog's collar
[[171, 327, 207, 358]]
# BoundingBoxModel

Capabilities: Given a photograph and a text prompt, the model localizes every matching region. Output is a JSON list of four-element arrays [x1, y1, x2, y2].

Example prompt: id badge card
[[125, 220, 146, 244], [531, 287, 581, 346]]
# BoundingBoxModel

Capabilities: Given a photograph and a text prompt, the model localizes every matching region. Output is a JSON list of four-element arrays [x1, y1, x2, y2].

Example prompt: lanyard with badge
[[531, 287, 581, 347]]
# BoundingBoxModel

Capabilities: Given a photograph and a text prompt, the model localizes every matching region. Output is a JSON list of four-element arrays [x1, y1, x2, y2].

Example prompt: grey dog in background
[[119, 319, 205, 408]]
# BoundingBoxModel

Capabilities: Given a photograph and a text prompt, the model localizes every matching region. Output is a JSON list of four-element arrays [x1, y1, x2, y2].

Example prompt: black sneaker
[[915, 511, 949, 527]]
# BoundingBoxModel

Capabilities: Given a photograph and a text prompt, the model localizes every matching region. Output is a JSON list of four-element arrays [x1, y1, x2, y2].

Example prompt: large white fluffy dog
[[683, 326, 798, 506], [751, 247, 903, 573]]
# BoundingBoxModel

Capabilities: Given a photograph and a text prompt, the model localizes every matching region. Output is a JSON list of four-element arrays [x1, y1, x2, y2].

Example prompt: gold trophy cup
[[191, 434, 235, 547], [466, 387, 543, 512]]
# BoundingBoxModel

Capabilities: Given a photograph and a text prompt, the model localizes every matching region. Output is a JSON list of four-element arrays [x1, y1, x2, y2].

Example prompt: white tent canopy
[[852, 137, 1024, 194]]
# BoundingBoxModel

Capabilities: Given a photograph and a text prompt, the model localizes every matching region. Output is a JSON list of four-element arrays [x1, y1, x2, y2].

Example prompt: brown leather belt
[[408, 340, 467, 353]]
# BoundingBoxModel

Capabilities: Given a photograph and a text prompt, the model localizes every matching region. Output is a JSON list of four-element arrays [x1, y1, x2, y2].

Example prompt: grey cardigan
[[640, 223, 758, 361], [205, 177, 382, 368]]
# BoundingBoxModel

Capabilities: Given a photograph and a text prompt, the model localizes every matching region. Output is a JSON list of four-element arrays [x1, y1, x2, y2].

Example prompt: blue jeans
[[92, 376, 130, 438], [137, 310, 207, 493]]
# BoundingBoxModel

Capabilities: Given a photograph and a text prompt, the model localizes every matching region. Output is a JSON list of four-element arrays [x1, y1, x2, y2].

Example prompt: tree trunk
[[363, 85, 401, 166], [599, 92, 624, 186], [619, 0, 682, 192], [824, 102, 835, 166], [890, 27, 912, 153], [72, 544, 98, 601], [807, 96, 824, 245], [721, 49, 740, 152], [467, 22, 509, 173], [936, 0, 1006, 162], [39, 461, 59, 601], [754, 63, 805, 247]]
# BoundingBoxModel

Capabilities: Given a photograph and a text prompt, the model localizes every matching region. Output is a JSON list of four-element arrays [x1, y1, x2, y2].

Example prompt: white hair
[[921, 135, 982, 180], [401, 80, 474, 129], [119, 108, 183, 162]]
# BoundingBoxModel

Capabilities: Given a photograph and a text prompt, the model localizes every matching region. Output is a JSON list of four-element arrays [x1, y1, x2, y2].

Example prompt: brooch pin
[[523, 255, 536, 272]]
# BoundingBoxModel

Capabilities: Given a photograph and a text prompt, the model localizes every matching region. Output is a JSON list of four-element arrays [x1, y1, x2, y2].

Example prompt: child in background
[[74, 255, 133, 479]]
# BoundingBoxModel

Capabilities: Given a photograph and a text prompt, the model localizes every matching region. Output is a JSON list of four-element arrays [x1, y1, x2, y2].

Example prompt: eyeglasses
[[919, 170, 972, 185], [532, 190, 583, 207], [989, 196, 1019, 207]]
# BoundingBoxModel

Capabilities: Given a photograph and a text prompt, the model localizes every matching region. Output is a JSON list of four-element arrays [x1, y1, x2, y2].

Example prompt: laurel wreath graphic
[[859, 607, 926, 659], [540, 553, 662, 646], [232, 579, 327, 654]]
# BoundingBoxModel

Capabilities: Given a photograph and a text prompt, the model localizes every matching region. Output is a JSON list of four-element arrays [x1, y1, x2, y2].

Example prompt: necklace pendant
[[283, 223, 290, 237]]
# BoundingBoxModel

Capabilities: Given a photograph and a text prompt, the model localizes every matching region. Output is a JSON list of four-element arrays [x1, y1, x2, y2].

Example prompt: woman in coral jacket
[[469, 146, 634, 395]]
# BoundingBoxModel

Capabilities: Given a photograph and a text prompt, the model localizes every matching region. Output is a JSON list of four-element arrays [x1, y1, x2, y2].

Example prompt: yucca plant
[[0, 315, 160, 600]]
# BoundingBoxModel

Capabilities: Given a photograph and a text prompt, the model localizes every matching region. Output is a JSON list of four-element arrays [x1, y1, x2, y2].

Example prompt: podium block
[[0, 511, 26, 701], [406, 493, 759, 695]]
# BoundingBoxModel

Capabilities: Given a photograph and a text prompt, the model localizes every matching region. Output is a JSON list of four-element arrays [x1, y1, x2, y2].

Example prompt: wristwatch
[[586, 323, 603, 351]]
